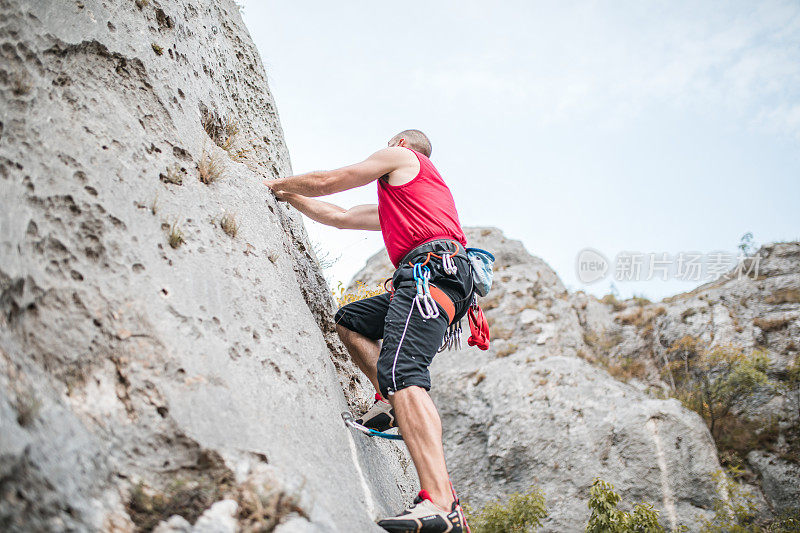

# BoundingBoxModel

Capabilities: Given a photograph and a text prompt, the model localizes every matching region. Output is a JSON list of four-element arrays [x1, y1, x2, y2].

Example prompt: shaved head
[[389, 129, 432, 157]]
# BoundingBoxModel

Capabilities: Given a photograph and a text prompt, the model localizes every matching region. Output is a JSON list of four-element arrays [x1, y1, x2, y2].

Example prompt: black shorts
[[335, 239, 473, 397]]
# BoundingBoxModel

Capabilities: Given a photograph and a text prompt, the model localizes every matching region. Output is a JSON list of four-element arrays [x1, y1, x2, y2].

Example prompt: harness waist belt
[[399, 239, 467, 266]]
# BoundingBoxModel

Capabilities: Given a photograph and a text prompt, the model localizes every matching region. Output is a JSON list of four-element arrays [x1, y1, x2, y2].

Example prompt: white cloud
[[408, 0, 800, 136]]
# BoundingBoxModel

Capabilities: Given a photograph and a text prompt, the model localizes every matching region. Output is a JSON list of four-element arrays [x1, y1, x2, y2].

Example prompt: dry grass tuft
[[160, 164, 185, 185], [127, 481, 210, 531], [198, 150, 224, 184], [167, 221, 185, 249], [201, 109, 254, 164], [491, 325, 514, 341], [219, 212, 239, 238], [219, 120, 252, 162], [765, 288, 800, 305], [495, 343, 518, 358], [151, 43, 164, 55], [681, 307, 697, 320], [236, 482, 308, 532], [616, 305, 666, 328], [754, 314, 792, 332], [583, 329, 624, 354], [223, 117, 239, 138], [202, 109, 221, 140], [333, 280, 384, 307], [600, 294, 626, 311], [604, 357, 647, 382]]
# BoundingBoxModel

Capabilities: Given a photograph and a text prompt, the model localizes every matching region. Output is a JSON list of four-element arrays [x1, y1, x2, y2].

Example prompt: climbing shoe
[[356, 393, 395, 432], [378, 490, 468, 532]]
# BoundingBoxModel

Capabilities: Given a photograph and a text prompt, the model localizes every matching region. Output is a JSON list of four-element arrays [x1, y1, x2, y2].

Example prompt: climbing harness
[[406, 242, 465, 321], [341, 412, 403, 441], [391, 240, 496, 352], [406, 242, 461, 273]]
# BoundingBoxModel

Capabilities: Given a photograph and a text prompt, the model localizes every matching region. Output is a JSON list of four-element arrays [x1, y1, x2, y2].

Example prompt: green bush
[[700, 468, 758, 533], [586, 478, 664, 533], [700, 468, 800, 533], [464, 486, 547, 533], [665, 337, 772, 464]]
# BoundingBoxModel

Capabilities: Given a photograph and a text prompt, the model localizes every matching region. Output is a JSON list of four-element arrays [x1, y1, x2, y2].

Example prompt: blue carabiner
[[421, 265, 431, 293]]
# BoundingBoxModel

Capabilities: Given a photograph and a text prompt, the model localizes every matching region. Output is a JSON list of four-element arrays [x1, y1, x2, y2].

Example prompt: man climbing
[[264, 130, 472, 532]]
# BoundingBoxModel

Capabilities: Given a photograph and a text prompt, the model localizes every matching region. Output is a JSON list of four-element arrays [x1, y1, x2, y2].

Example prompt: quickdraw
[[407, 243, 461, 321], [442, 251, 458, 275], [439, 320, 463, 352], [441, 295, 487, 352], [341, 412, 403, 441], [413, 263, 439, 319]]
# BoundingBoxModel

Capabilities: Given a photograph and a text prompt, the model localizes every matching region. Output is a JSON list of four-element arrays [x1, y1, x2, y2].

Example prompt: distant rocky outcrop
[[0, 1, 414, 531], [352, 228, 800, 531], [576, 241, 800, 517]]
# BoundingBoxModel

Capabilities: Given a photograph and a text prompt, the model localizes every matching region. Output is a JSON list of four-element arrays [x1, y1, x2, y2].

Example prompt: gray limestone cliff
[[0, 1, 415, 531]]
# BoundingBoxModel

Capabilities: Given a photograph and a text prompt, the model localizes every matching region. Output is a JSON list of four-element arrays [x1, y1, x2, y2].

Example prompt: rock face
[[0, 1, 415, 531], [351, 228, 725, 531], [575, 242, 800, 516], [747, 451, 800, 516]]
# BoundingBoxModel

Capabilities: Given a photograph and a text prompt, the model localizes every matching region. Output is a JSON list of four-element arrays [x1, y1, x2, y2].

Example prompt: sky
[[241, 1, 800, 301]]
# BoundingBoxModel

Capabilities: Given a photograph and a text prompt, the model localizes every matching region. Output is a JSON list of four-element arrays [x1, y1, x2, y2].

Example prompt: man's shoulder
[[377, 146, 419, 163]]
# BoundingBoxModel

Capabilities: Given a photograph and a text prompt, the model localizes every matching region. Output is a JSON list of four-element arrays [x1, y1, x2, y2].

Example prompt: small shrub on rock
[[699, 468, 758, 533], [665, 338, 770, 442], [586, 478, 664, 533], [464, 486, 547, 533]]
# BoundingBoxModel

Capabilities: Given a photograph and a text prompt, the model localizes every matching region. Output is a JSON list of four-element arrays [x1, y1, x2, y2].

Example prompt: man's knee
[[376, 362, 431, 399], [337, 321, 369, 343]]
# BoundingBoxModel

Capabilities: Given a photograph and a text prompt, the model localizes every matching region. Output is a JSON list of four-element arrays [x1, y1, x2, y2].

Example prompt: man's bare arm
[[279, 192, 380, 231], [264, 147, 410, 197]]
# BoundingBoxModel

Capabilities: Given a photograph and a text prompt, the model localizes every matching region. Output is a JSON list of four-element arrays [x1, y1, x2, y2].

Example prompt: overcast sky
[[242, 1, 800, 300]]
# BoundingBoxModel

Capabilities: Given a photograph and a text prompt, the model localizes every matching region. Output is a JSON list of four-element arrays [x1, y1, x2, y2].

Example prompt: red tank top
[[377, 148, 467, 267]]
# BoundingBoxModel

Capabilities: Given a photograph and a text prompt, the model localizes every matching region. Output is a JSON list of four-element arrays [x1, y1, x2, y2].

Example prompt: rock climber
[[264, 129, 473, 532]]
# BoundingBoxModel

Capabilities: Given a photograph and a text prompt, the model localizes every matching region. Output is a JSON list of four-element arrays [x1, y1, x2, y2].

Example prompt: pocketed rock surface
[[0, 1, 415, 531]]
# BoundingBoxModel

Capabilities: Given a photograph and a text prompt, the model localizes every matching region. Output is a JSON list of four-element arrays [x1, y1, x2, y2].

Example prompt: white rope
[[390, 300, 416, 394]]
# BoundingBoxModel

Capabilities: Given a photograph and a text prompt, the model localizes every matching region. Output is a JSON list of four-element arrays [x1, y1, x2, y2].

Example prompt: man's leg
[[388, 386, 454, 512], [336, 323, 381, 394], [334, 292, 392, 394]]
